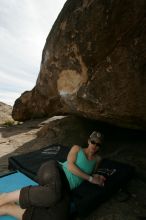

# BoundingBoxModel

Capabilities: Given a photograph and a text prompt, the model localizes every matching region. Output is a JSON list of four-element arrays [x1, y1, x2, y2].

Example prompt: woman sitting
[[60, 131, 105, 189], [0, 131, 105, 220]]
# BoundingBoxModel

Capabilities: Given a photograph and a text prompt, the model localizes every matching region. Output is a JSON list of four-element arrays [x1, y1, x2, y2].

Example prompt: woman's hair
[[89, 131, 104, 144]]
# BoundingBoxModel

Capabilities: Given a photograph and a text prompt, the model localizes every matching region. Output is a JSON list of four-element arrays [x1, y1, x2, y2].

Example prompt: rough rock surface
[[0, 116, 146, 219], [0, 102, 13, 125], [12, 0, 146, 129]]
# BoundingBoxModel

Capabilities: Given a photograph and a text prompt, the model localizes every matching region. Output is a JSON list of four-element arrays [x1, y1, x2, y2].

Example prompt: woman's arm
[[93, 155, 102, 174], [67, 146, 105, 185], [67, 145, 91, 181], [92, 156, 106, 186]]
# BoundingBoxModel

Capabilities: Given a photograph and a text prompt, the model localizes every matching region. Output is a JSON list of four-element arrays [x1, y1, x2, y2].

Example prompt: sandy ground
[[0, 118, 50, 174]]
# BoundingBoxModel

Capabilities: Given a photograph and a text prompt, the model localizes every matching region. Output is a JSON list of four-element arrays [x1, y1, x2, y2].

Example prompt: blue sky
[[0, 0, 66, 106]]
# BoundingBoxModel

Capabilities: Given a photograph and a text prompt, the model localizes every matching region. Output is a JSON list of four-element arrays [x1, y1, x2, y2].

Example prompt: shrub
[[3, 120, 15, 127]]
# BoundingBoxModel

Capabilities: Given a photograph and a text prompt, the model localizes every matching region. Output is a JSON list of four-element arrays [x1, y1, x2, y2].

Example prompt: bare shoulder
[[67, 145, 80, 161], [70, 145, 80, 153]]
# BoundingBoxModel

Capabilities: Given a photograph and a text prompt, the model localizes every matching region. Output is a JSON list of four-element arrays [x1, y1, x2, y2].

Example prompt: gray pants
[[19, 160, 70, 220]]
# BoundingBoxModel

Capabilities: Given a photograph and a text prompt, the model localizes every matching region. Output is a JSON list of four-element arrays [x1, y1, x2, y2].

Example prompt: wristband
[[88, 176, 93, 182]]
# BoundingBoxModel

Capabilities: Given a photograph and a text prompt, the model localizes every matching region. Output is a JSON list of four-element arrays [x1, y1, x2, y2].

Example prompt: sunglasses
[[90, 140, 102, 147]]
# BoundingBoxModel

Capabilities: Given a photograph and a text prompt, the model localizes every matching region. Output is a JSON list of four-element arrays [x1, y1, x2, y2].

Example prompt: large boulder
[[12, 0, 146, 129], [0, 102, 13, 125]]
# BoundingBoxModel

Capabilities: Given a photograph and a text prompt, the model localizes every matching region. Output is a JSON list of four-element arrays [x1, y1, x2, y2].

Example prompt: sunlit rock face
[[0, 102, 13, 124], [12, 0, 146, 129]]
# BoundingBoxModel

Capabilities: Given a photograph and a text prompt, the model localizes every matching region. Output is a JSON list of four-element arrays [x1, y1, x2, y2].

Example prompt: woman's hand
[[92, 174, 106, 186], [67, 145, 92, 181]]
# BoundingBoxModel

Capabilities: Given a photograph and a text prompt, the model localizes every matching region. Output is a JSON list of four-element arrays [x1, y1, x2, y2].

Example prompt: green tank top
[[60, 148, 96, 190]]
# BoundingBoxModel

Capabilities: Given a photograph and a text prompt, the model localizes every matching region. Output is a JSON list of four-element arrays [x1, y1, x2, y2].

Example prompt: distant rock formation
[[12, 0, 146, 129], [0, 102, 13, 125]]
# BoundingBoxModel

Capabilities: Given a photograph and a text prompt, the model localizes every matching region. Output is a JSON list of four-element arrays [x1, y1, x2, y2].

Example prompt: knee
[[37, 160, 60, 186]]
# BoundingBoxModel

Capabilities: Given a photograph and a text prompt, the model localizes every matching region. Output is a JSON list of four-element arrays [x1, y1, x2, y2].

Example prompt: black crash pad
[[8, 144, 135, 218]]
